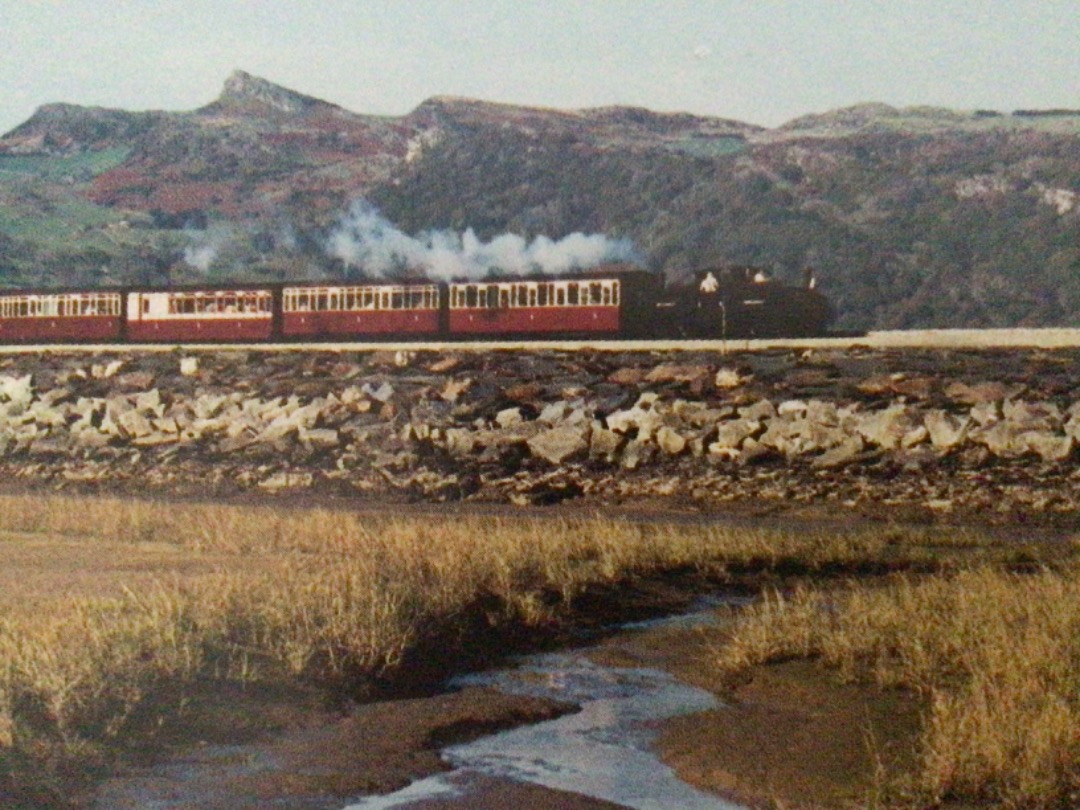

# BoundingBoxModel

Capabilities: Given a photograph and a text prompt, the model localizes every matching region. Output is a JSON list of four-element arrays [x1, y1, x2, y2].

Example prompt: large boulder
[[855, 404, 921, 450], [0, 375, 34, 409], [923, 410, 971, 450], [527, 424, 590, 464]]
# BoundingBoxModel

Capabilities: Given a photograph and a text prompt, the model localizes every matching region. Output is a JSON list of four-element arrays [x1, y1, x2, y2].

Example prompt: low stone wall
[[2, 347, 1080, 522]]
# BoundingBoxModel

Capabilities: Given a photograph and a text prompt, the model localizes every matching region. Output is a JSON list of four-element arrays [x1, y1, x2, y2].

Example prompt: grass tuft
[[716, 568, 1080, 808]]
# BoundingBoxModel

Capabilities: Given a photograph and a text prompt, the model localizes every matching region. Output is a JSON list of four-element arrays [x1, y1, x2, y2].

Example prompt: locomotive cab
[[658, 267, 834, 339]]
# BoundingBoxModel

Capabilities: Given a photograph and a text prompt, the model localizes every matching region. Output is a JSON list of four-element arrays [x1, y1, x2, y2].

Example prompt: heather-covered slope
[[1, 71, 1078, 330]]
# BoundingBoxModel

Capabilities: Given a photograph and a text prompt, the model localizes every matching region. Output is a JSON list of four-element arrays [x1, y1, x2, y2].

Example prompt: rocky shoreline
[[3, 346, 1080, 525]]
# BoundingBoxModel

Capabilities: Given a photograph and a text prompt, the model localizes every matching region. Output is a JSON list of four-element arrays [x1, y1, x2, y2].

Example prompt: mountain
[[1, 71, 1078, 330]]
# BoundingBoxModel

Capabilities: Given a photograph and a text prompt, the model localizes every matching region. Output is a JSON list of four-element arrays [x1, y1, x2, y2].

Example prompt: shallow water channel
[[92, 594, 749, 809], [346, 596, 748, 810]]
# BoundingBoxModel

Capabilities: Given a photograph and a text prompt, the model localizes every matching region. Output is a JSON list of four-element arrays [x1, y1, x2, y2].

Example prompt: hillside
[[1, 71, 1078, 330]]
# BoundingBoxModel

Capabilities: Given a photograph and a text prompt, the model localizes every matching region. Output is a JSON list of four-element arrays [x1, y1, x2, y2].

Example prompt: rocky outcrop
[[3, 346, 1080, 522]]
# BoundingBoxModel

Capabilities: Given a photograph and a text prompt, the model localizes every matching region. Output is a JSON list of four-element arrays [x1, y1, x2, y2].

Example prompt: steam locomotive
[[0, 265, 833, 344]]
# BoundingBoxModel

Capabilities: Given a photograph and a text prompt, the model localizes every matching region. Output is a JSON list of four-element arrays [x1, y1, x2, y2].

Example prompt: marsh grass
[[0, 492, 1075, 805], [716, 568, 1080, 808]]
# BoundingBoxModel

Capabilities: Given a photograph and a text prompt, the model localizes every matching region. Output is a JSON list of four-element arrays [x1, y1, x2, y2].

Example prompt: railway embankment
[[2, 345, 1080, 523]]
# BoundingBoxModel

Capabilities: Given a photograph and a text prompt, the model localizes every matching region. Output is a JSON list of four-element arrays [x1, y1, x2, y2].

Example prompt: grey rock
[[1002, 399, 1062, 430], [620, 438, 654, 470], [0, 375, 34, 407], [923, 410, 971, 450], [1021, 431, 1073, 462], [855, 404, 918, 450], [300, 428, 340, 450], [777, 399, 809, 418], [708, 419, 760, 455], [714, 368, 745, 388], [362, 382, 395, 403], [970, 400, 1001, 426], [116, 409, 154, 439], [527, 424, 590, 464], [655, 426, 687, 456], [737, 399, 776, 422], [589, 422, 624, 463], [445, 428, 477, 457], [812, 436, 865, 469]]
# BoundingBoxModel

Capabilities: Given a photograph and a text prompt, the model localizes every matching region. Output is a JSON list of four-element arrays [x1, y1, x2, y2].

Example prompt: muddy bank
[[88, 686, 576, 810]]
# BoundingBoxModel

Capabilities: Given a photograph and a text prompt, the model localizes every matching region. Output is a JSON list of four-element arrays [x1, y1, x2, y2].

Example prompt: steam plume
[[327, 200, 640, 279], [182, 223, 234, 272]]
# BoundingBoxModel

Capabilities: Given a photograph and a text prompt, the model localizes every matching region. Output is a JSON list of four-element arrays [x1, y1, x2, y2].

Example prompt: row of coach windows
[[165, 292, 271, 315], [283, 286, 439, 312], [0, 293, 120, 318], [450, 280, 620, 309]]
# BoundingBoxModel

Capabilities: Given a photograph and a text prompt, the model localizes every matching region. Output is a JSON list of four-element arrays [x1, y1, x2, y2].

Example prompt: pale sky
[[2, 1, 1078, 135]]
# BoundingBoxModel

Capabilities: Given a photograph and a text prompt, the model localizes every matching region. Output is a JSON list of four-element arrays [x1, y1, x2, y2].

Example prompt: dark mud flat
[[89, 687, 576, 810]]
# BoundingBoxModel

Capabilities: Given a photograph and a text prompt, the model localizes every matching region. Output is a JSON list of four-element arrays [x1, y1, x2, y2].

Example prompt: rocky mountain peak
[[214, 70, 330, 115]]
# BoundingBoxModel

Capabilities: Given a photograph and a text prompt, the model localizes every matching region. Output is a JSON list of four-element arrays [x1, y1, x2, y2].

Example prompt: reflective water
[[345, 651, 745, 810]]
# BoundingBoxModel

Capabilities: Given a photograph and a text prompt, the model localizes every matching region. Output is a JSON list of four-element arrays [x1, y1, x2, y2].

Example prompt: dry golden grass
[[717, 567, 1080, 809], [0, 492, 1075, 804]]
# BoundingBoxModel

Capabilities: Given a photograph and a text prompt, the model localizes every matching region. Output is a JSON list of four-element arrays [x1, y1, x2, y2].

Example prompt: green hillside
[[0, 73, 1077, 330]]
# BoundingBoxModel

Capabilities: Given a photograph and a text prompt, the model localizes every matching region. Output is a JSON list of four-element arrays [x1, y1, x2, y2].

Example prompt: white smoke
[[182, 224, 235, 272], [326, 200, 640, 280]]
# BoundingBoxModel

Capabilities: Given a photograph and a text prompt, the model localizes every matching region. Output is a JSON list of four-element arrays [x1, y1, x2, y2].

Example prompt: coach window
[[392, 290, 403, 310], [499, 288, 510, 308], [538, 285, 548, 307]]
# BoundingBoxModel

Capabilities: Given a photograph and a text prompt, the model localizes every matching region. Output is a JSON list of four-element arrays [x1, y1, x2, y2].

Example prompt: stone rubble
[[3, 347, 1080, 522]]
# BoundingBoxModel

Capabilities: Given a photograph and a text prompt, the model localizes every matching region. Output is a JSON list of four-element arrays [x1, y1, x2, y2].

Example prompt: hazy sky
[[2, 1, 1078, 135]]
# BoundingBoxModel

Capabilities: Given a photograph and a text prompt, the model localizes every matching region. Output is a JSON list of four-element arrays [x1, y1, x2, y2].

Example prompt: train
[[0, 265, 834, 344]]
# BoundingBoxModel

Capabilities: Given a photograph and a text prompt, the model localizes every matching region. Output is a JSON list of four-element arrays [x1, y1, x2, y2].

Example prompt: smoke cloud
[[182, 224, 235, 273], [326, 200, 640, 280]]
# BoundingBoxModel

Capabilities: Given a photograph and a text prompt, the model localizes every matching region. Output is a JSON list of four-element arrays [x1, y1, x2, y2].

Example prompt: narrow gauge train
[[0, 265, 833, 344]]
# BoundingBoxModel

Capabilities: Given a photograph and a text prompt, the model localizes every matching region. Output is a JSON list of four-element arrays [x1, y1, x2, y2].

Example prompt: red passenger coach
[[281, 284, 441, 338], [125, 289, 273, 342], [448, 278, 621, 337], [0, 291, 122, 342]]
